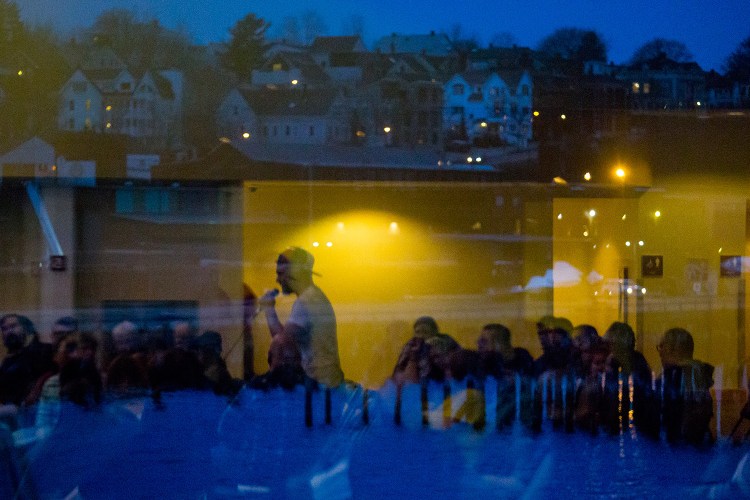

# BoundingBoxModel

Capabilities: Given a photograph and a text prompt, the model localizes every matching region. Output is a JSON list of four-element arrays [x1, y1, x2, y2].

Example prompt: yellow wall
[[552, 177, 750, 388], [242, 181, 550, 387]]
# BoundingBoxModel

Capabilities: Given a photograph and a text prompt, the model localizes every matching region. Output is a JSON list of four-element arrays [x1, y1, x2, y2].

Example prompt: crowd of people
[[0, 247, 732, 497], [0, 309, 716, 445], [391, 315, 716, 445]]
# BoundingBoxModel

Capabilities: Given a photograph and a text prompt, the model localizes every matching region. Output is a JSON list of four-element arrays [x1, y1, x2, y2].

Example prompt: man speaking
[[259, 247, 344, 388]]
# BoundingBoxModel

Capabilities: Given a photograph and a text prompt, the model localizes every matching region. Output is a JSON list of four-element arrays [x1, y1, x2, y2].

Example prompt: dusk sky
[[17, 0, 750, 72]]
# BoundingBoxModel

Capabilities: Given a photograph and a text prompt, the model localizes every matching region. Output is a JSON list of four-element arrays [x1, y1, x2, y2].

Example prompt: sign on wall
[[641, 255, 663, 277]]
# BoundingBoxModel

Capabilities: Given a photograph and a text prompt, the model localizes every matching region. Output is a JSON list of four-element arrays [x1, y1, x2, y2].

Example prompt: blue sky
[[18, 0, 750, 71]]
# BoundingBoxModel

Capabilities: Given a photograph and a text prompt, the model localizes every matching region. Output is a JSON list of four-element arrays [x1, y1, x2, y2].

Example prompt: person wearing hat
[[258, 247, 344, 387]]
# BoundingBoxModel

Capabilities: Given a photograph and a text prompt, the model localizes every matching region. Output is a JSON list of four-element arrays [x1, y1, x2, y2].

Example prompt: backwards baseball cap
[[277, 247, 321, 276]]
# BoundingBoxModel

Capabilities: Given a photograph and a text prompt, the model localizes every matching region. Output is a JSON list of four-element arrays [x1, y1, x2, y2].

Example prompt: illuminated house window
[[272, 63, 283, 71], [643, 83, 651, 94], [632, 82, 641, 93]]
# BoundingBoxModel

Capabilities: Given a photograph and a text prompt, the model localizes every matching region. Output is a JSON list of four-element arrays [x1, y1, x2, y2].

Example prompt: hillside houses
[[443, 70, 533, 146], [216, 87, 351, 145], [56, 44, 183, 150]]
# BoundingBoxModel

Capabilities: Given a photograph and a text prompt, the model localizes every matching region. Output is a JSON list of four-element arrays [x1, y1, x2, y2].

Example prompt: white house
[[443, 70, 533, 146], [216, 88, 350, 145], [58, 67, 183, 149], [58, 70, 104, 132]]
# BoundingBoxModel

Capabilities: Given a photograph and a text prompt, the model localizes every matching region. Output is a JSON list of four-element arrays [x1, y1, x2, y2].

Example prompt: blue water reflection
[[5, 383, 750, 499]]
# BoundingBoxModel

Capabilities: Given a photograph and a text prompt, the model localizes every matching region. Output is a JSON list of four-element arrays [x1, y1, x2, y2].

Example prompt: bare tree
[[300, 10, 327, 45], [724, 35, 750, 82], [342, 14, 365, 38], [489, 32, 517, 48], [537, 27, 607, 62], [280, 16, 301, 44], [630, 38, 694, 65]]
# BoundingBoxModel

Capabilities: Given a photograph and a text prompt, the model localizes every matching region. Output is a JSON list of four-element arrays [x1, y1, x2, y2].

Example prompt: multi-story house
[[310, 35, 367, 86], [250, 52, 330, 90], [617, 53, 706, 110], [443, 70, 533, 146], [216, 87, 351, 145], [363, 53, 444, 147], [58, 69, 105, 132], [57, 66, 183, 149]]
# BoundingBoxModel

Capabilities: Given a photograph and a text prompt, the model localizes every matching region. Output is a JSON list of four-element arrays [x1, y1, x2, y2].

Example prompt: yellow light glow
[[291, 79, 299, 85], [326, 241, 333, 248], [476, 157, 482, 162], [106, 105, 112, 111], [312, 241, 320, 247], [696, 101, 702, 107], [480, 122, 487, 128], [560, 114, 567, 120], [389, 222, 399, 234], [242, 132, 251, 139], [533, 111, 540, 117], [719, 247, 723, 254], [626, 287, 633, 294], [654, 210, 661, 218], [552, 177, 567, 185], [106, 123, 112, 129], [588, 209, 596, 217], [584, 172, 591, 181], [51, 165, 57, 172], [356, 130, 366, 138], [638, 240, 644, 246], [17, 70, 22, 76], [615, 168, 626, 178], [383, 126, 391, 133], [467, 157, 473, 163], [583, 230, 589, 237], [557, 213, 563, 220], [336, 222, 345, 231], [641, 288, 647, 295], [622, 214, 627, 220], [625, 241, 631, 247]]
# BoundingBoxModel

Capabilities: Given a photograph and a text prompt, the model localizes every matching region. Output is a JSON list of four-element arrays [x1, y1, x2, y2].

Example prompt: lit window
[[643, 83, 651, 94], [272, 63, 283, 71], [632, 82, 641, 94]]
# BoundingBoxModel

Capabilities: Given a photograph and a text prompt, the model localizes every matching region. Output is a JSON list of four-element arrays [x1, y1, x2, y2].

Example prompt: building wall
[[242, 181, 549, 387], [551, 178, 750, 389]]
